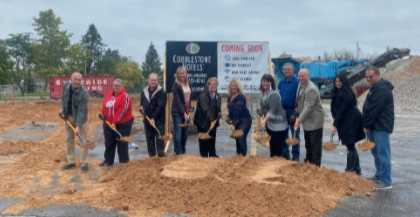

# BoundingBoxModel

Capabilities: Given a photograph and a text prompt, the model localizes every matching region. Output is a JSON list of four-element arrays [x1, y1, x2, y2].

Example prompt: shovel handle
[[145, 116, 154, 126], [59, 113, 84, 143], [98, 114, 116, 130]]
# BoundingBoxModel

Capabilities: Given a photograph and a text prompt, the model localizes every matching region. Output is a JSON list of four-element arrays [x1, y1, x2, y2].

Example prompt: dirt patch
[[4, 156, 373, 217], [0, 98, 374, 217]]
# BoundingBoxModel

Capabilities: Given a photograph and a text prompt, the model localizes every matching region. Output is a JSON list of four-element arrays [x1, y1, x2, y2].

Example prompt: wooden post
[[163, 52, 172, 155], [250, 52, 273, 155]]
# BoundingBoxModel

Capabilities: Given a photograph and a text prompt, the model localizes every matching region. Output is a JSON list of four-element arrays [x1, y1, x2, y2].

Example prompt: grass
[[24, 91, 50, 97]]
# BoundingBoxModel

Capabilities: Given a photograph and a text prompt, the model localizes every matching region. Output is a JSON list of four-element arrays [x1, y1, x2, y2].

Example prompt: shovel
[[322, 133, 338, 151], [59, 113, 95, 150], [285, 127, 300, 146], [227, 120, 244, 139], [256, 109, 271, 143], [178, 107, 195, 128], [140, 111, 171, 141], [197, 118, 219, 140], [357, 133, 376, 152], [98, 114, 134, 143]]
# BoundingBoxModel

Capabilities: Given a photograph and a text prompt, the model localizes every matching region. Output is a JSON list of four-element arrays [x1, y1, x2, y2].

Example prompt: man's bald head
[[298, 69, 310, 84], [71, 72, 83, 90]]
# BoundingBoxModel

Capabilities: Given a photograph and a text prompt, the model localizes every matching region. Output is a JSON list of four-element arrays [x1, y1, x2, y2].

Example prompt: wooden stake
[[163, 52, 172, 155]]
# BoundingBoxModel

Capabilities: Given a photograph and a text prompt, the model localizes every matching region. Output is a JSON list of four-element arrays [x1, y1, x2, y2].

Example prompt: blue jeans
[[235, 124, 251, 156], [172, 115, 188, 155], [369, 130, 392, 186], [282, 108, 300, 159]]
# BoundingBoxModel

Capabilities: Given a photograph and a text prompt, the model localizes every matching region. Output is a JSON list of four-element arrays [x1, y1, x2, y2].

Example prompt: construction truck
[[272, 48, 411, 98]]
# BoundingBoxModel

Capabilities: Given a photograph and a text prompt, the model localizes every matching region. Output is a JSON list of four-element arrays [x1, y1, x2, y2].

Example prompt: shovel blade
[[81, 141, 96, 150], [118, 136, 134, 143]]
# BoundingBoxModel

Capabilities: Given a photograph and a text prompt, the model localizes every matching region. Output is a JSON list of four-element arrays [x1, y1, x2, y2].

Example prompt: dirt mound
[[0, 98, 374, 217], [5, 156, 373, 217], [357, 55, 420, 113]]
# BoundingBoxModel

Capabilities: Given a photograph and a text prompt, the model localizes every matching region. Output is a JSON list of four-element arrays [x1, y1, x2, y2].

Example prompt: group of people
[[60, 64, 394, 190]]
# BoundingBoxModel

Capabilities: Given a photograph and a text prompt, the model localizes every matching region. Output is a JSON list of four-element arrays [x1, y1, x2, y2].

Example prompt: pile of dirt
[[4, 156, 373, 217], [357, 55, 420, 113], [0, 98, 374, 217]]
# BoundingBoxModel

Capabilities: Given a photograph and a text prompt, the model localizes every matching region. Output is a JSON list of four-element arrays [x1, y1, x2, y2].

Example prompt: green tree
[[32, 9, 72, 91], [64, 43, 92, 75], [0, 41, 13, 84], [4, 33, 33, 96], [94, 55, 118, 75], [104, 48, 121, 62], [116, 61, 143, 92], [81, 24, 106, 73], [141, 42, 162, 79]]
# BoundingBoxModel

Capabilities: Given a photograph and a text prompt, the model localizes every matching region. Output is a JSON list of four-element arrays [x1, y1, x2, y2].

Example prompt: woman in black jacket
[[171, 66, 192, 155], [331, 73, 365, 175], [194, 77, 221, 158]]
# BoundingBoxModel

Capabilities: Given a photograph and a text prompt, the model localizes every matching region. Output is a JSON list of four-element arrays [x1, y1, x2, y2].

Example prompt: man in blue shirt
[[278, 63, 300, 161]]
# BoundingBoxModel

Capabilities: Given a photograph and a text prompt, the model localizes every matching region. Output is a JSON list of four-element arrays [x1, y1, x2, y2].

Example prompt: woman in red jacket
[[99, 79, 134, 166]]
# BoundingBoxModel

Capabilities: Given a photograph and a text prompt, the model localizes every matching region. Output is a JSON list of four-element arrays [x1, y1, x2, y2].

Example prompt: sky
[[0, 0, 418, 64]]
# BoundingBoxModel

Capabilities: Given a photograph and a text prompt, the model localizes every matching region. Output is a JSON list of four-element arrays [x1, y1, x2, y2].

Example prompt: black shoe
[[61, 164, 76, 170], [99, 161, 113, 166], [283, 155, 291, 160], [81, 165, 89, 172], [292, 158, 300, 162]]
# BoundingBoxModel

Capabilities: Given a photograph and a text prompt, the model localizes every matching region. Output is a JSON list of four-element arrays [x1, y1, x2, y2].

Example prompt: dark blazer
[[194, 89, 221, 131], [140, 85, 167, 125], [331, 88, 365, 145], [171, 82, 192, 117]]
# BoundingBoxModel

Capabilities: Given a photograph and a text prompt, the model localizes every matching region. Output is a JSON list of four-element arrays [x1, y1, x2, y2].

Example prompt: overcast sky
[[1, 0, 418, 64]]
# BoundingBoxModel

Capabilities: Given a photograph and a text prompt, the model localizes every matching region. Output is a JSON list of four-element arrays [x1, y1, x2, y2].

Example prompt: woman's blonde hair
[[206, 77, 218, 88], [175, 66, 189, 86], [228, 79, 243, 96]]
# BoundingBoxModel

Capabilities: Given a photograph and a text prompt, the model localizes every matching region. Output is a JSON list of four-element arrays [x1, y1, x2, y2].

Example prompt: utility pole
[[356, 42, 359, 60]]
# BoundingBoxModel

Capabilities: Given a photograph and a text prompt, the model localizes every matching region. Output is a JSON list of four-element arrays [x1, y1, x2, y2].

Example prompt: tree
[[94, 55, 118, 76], [4, 33, 33, 96], [0, 41, 13, 85], [81, 24, 106, 73], [64, 43, 92, 75], [32, 9, 72, 91], [317, 48, 377, 61], [104, 48, 121, 62], [141, 42, 162, 79], [116, 61, 143, 92]]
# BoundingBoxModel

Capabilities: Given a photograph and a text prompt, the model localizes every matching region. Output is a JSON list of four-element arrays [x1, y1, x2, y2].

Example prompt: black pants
[[144, 122, 165, 157], [103, 118, 133, 164], [304, 128, 323, 167], [266, 127, 287, 158], [197, 127, 217, 157]]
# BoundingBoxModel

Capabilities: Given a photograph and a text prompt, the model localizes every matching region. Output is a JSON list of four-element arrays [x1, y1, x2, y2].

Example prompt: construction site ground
[[0, 98, 419, 217]]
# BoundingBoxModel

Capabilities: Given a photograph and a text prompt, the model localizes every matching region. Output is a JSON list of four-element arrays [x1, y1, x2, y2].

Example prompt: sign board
[[166, 41, 269, 97]]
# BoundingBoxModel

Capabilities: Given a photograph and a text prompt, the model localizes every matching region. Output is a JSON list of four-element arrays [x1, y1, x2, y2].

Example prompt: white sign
[[217, 41, 269, 93]]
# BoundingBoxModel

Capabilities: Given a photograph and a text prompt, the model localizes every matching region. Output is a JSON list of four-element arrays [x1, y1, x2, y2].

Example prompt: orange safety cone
[[10, 93, 13, 101]]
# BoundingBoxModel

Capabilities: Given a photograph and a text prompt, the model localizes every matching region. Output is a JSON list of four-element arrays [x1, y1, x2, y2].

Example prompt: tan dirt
[[0, 98, 374, 217], [323, 142, 338, 151], [357, 141, 376, 152]]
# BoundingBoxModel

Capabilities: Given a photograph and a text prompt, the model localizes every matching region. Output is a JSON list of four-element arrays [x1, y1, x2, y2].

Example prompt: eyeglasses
[[113, 85, 122, 87], [365, 75, 375, 79]]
